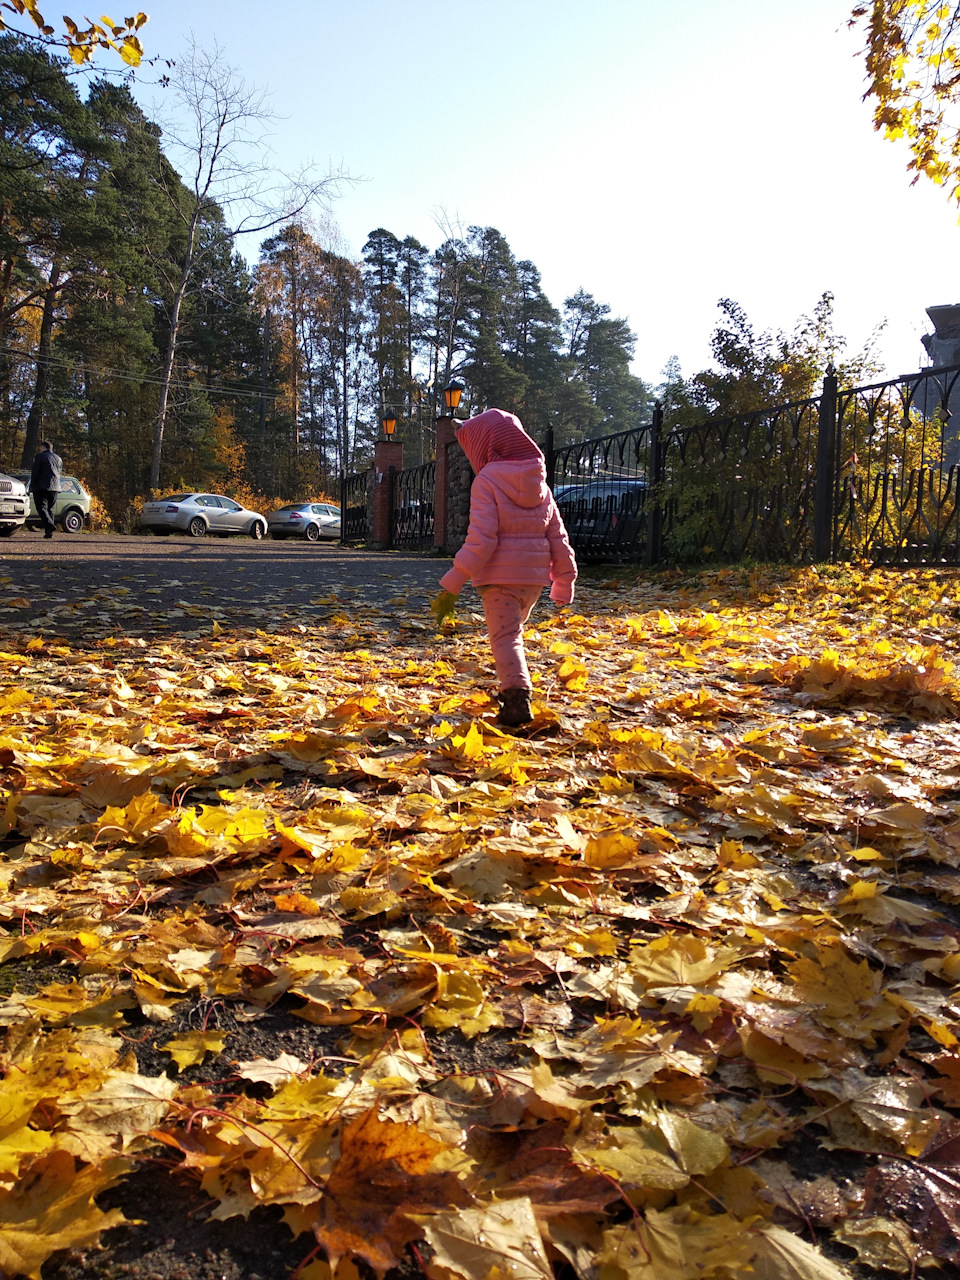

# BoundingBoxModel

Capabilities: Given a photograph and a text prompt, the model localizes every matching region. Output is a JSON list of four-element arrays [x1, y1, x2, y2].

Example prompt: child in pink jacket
[[435, 407, 578, 727]]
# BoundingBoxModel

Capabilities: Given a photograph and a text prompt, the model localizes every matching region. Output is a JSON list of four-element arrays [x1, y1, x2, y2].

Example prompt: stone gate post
[[372, 440, 403, 549], [433, 417, 457, 551]]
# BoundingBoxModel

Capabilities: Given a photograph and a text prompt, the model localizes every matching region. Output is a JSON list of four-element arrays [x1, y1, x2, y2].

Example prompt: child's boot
[[497, 687, 533, 727]]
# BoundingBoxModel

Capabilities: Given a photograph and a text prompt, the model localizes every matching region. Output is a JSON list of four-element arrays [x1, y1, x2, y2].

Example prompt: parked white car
[[139, 493, 267, 539], [0, 473, 28, 537], [267, 501, 341, 542]]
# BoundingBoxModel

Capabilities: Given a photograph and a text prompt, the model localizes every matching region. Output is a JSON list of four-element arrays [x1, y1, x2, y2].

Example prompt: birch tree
[[148, 39, 344, 489]]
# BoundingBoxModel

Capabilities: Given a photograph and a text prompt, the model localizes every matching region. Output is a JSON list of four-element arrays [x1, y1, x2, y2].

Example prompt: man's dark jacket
[[30, 449, 62, 492]]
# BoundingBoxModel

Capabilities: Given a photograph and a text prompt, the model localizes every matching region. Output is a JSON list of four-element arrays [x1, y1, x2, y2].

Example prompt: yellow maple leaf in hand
[[430, 589, 457, 626]]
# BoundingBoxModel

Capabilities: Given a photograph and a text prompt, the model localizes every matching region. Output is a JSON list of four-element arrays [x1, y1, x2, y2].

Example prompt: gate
[[390, 461, 435, 549], [340, 469, 370, 542]]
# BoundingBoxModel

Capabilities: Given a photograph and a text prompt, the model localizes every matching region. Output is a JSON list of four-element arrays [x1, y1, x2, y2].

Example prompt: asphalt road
[[0, 531, 455, 641]]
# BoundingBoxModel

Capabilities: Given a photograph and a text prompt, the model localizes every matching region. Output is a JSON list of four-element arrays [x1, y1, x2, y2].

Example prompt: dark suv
[[11, 472, 91, 533], [555, 478, 647, 551]]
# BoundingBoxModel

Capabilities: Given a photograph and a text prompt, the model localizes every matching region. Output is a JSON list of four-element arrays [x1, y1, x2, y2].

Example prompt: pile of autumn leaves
[[2, 563, 960, 1279]]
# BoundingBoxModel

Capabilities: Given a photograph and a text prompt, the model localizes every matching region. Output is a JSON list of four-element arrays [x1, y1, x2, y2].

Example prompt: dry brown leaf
[[307, 1107, 470, 1276]]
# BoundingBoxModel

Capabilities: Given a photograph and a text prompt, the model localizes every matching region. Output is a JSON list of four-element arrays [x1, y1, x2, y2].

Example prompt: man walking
[[30, 441, 62, 539]]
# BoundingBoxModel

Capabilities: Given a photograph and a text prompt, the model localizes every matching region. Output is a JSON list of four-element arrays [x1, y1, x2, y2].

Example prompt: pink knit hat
[[455, 408, 543, 472]]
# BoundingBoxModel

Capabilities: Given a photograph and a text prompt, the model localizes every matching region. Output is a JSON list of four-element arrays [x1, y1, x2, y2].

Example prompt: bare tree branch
[[147, 37, 350, 488]]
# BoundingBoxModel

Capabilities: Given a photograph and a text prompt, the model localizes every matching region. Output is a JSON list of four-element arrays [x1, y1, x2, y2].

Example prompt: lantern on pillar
[[442, 380, 464, 416]]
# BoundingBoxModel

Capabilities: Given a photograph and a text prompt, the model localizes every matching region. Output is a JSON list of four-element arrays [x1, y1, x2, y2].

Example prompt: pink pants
[[479, 584, 543, 691]]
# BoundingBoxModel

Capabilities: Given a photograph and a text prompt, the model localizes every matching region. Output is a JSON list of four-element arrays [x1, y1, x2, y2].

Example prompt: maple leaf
[[487, 1119, 621, 1218], [786, 943, 900, 1043], [7, 561, 960, 1274], [752, 1159, 852, 1229], [598, 1205, 757, 1279], [15, 980, 137, 1029], [417, 1197, 553, 1280], [834, 1215, 922, 1274], [422, 968, 502, 1037], [629, 933, 739, 992], [160, 1029, 227, 1070], [0, 1151, 129, 1279], [430, 589, 457, 627], [233, 1053, 310, 1087], [589, 1124, 690, 1193], [865, 1119, 960, 1262], [807, 1069, 940, 1156], [749, 1222, 853, 1279], [58, 1068, 177, 1148], [305, 1107, 470, 1276]]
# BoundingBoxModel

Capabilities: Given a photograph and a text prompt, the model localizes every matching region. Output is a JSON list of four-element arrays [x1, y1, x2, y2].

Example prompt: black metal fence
[[340, 362, 960, 566], [551, 422, 653, 561], [391, 461, 435, 549], [833, 365, 960, 562], [340, 469, 370, 543], [662, 393, 823, 564], [545, 362, 960, 566]]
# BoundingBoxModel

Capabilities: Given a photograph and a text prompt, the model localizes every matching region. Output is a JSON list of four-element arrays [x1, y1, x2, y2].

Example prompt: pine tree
[[362, 228, 407, 423]]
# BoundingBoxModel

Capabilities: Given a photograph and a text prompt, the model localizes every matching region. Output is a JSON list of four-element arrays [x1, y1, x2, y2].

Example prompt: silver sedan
[[268, 502, 341, 542], [139, 493, 268, 539]]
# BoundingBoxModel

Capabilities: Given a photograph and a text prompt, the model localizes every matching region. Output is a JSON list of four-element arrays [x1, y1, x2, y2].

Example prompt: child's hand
[[550, 582, 574, 606], [431, 589, 458, 625]]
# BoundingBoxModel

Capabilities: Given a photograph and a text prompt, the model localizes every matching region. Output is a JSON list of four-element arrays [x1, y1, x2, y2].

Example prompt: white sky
[[124, 0, 960, 387]]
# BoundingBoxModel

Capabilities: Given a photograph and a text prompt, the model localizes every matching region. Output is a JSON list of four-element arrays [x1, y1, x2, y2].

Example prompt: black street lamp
[[442, 379, 465, 417], [381, 410, 398, 438]]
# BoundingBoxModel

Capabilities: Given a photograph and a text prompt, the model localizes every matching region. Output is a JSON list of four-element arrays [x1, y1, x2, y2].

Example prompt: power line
[[0, 347, 284, 403]]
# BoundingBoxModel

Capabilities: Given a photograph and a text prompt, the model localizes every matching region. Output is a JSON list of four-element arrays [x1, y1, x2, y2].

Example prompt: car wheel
[[304, 523, 320, 542], [188, 516, 207, 538], [0, 526, 17, 538], [61, 508, 83, 534], [250, 521, 265, 540]]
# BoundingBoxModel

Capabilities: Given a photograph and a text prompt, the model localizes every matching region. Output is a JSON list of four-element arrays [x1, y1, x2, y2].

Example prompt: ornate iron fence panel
[[340, 469, 370, 542], [660, 397, 821, 562], [551, 425, 652, 558], [833, 364, 960, 563], [391, 461, 435, 549], [549, 398, 820, 563]]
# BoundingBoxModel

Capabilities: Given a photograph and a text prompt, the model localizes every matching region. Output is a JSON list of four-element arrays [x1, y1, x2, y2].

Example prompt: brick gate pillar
[[372, 440, 403, 548], [433, 416, 457, 551]]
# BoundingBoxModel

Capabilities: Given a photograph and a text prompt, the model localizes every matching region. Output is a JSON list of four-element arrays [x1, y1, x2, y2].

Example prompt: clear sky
[[123, 0, 960, 387]]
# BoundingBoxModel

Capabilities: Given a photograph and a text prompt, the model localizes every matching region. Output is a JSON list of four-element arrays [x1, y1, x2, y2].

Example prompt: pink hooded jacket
[[439, 408, 578, 604]]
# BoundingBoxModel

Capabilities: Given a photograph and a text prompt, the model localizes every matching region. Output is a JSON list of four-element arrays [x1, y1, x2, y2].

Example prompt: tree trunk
[[0, 257, 14, 353], [20, 260, 61, 466], [341, 299, 350, 473], [258, 307, 270, 484], [291, 257, 300, 456], [149, 215, 197, 491], [83, 365, 98, 471]]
